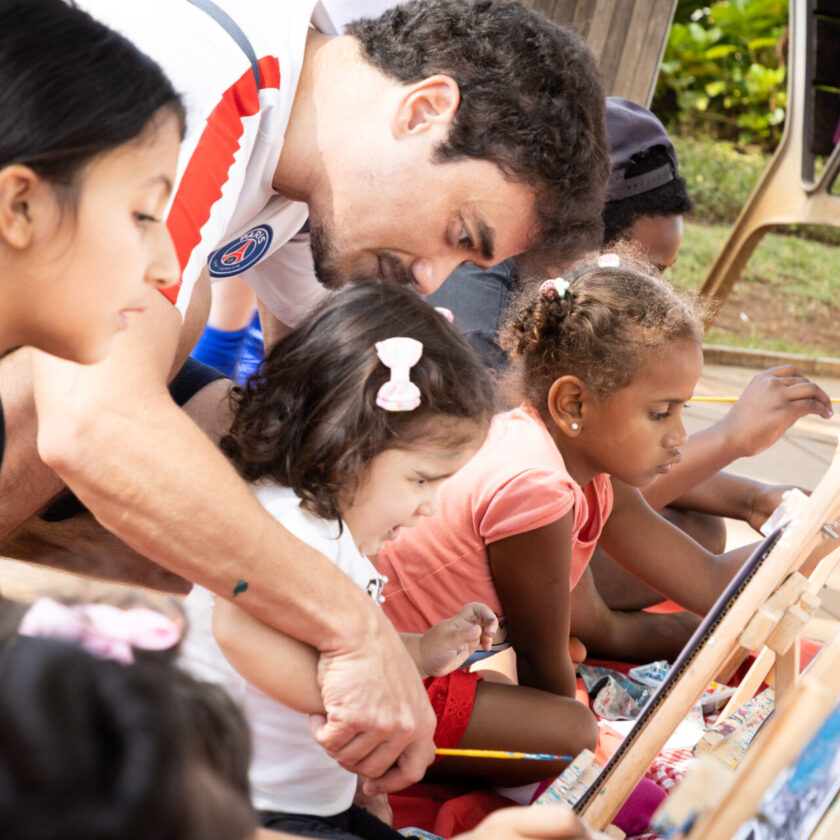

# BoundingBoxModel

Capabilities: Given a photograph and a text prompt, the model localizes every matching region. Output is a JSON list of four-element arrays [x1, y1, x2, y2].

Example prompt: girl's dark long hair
[[221, 284, 496, 521], [0, 0, 185, 191], [0, 636, 255, 840]]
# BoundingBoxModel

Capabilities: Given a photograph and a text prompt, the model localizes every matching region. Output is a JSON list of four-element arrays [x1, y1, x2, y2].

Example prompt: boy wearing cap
[[601, 96, 691, 272]]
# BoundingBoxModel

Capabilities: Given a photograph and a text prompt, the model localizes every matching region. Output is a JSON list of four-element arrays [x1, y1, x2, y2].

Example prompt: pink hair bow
[[539, 277, 570, 299], [375, 337, 423, 412], [18, 597, 182, 664]]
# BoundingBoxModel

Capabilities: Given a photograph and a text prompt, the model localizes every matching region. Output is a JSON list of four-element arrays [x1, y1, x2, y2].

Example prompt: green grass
[[672, 220, 840, 357], [672, 222, 840, 298]]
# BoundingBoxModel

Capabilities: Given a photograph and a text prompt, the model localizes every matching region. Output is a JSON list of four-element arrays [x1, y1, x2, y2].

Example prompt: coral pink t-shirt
[[379, 406, 613, 634]]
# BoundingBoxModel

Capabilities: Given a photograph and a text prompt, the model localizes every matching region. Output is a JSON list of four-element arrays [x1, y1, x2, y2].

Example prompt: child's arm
[[214, 599, 497, 710], [570, 566, 700, 662], [486, 513, 578, 697], [599, 479, 758, 615], [401, 602, 498, 678], [641, 365, 831, 511], [213, 598, 324, 714], [657, 473, 798, 534]]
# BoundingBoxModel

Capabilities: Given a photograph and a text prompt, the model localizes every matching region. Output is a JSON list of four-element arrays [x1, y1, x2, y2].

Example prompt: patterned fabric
[[643, 748, 696, 793]]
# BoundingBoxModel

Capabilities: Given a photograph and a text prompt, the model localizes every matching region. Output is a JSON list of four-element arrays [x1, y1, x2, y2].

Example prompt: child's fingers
[[461, 602, 499, 633]]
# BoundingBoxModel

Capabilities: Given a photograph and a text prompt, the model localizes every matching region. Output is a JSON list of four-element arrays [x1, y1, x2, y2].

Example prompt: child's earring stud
[[570, 422, 579, 431]]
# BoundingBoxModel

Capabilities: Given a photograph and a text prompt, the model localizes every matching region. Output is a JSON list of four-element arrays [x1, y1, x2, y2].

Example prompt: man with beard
[[0, 0, 607, 793]]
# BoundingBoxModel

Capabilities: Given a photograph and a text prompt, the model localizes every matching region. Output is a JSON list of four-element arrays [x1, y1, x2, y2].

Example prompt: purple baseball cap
[[606, 96, 680, 202]]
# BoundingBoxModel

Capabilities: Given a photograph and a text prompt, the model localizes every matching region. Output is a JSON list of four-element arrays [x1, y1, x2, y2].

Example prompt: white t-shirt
[[180, 483, 387, 815], [77, 0, 337, 320]]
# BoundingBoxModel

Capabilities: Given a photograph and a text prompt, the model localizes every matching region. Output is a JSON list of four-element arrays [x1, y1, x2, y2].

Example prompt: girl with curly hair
[[378, 251, 774, 800]]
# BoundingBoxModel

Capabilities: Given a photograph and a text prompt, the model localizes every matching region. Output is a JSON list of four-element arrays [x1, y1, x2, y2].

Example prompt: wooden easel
[[570, 437, 840, 831], [684, 626, 840, 839], [715, 544, 840, 722]]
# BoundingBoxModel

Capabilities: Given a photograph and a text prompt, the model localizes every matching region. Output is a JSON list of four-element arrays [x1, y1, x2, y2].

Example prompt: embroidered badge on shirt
[[208, 225, 274, 276]]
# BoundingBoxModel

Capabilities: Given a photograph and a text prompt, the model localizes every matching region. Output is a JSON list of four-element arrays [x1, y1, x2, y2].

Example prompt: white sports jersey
[[77, 0, 338, 318], [180, 483, 387, 815]]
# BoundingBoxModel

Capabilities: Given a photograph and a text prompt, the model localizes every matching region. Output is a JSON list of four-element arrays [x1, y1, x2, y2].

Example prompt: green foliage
[[654, 0, 788, 150], [671, 134, 840, 244], [672, 134, 767, 223]]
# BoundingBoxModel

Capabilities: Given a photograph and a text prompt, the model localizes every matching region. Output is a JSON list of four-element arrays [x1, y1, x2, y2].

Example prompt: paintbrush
[[434, 748, 571, 760]]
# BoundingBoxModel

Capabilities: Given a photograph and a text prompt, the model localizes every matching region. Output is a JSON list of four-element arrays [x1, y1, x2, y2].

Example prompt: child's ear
[[0, 164, 42, 250], [391, 75, 460, 137], [547, 376, 584, 436]]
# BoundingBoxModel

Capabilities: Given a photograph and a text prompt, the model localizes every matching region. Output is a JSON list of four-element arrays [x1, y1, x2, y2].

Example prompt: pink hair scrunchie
[[18, 597, 182, 664], [539, 277, 570, 299]]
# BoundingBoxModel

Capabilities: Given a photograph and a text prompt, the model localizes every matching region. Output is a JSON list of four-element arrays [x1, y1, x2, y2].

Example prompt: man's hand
[[310, 610, 436, 794], [454, 805, 611, 840], [418, 602, 498, 678], [719, 365, 833, 458]]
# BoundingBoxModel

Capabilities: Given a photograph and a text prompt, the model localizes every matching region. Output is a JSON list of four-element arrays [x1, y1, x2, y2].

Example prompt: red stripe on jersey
[[160, 55, 281, 305]]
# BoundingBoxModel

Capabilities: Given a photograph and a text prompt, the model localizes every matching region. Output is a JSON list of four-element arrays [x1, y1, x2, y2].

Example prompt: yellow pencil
[[434, 748, 571, 761], [691, 397, 840, 403]]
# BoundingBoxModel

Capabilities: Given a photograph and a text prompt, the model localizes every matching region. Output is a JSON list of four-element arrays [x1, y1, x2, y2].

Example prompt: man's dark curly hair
[[221, 284, 495, 524], [347, 0, 610, 267], [602, 145, 693, 245]]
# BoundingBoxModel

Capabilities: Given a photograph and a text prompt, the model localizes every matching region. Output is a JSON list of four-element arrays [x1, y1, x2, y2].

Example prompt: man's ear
[[391, 74, 460, 137], [547, 375, 585, 436], [0, 165, 41, 250]]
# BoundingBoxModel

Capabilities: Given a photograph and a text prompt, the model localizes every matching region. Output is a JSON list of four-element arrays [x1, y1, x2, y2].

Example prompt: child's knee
[[545, 697, 598, 758]]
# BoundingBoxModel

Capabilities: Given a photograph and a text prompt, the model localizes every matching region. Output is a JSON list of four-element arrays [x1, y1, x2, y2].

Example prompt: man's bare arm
[[24, 281, 433, 787], [1, 511, 190, 593]]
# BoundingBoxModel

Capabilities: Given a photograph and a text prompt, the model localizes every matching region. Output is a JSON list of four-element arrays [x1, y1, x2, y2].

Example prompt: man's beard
[[309, 215, 415, 290]]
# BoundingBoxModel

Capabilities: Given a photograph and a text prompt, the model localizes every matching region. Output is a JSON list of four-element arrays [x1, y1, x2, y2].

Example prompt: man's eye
[[459, 226, 474, 249], [650, 411, 670, 421]]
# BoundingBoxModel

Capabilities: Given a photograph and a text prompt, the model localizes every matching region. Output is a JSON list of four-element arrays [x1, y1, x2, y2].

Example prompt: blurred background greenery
[[651, 0, 840, 357]]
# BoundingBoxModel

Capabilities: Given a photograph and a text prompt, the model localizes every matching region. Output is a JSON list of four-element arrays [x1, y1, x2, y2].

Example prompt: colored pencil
[[434, 748, 571, 761]]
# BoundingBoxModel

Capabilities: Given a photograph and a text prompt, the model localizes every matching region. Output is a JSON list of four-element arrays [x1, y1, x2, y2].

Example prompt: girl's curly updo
[[501, 250, 707, 417]]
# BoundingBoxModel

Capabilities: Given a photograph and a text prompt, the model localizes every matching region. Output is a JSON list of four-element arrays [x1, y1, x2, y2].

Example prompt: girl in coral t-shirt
[[379, 252, 759, 790]]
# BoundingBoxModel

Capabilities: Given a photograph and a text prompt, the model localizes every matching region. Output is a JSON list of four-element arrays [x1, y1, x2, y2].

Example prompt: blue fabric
[[191, 323, 248, 379], [236, 310, 265, 384]]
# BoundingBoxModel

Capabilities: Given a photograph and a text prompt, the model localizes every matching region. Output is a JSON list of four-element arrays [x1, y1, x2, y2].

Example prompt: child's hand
[[568, 636, 587, 666], [453, 804, 610, 840], [354, 778, 393, 825], [746, 482, 809, 533], [418, 602, 498, 678], [720, 365, 833, 458]]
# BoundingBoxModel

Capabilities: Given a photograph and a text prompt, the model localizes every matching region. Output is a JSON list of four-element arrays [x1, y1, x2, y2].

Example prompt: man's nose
[[410, 255, 465, 294]]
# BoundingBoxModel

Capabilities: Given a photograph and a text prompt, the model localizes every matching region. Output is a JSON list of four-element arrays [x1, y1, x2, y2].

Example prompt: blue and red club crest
[[208, 225, 274, 277]]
